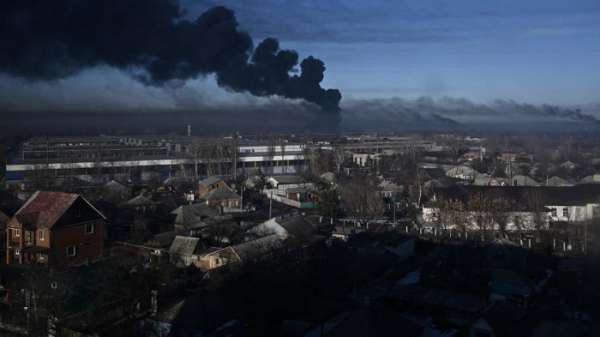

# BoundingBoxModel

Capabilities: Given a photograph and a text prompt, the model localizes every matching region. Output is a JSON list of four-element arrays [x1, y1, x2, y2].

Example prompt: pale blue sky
[[187, 0, 600, 105]]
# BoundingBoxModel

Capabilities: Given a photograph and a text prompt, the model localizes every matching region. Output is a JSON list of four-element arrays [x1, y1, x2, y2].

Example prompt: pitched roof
[[546, 176, 572, 187], [276, 215, 319, 240], [578, 174, 600, 184], [0, 210, 9, 227], [446, 165, 478, 178], [123, 194, 154, 207], [14, 191, 104, 229], [231, 234, 284, 262], [169, 236, 205, 257], [104, 179, 129, 191], [205, 186, 240, 201], [511, 175, 539, 186], [269, 175, 304, 185], [171, 203, 221, 229], [433, 185, 600, 207], [199, 176, 224, 187]]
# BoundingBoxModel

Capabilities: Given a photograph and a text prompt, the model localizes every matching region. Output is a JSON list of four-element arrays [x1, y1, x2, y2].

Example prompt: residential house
[[331, 224, 366, 241], [168, 235, 206, 267], [245, 215, 320, 243], [0, 210, 9, 257], [197, 176, 241, 210], [265, 175, 317, 208], [170, 203, 228, 236], [378, 178, 403, 199], [473, 175, 508, 186], [195, 234, 285, 271], [267, 175, 312, 194], [423, 185, 600, 230], [351, 153, 375, 167], [546, 176, 573, 187], [102, 179, 131, 204], [559, 160, 578, 172], [6, 191, 106, 269], [422, 186, 547, 231], [510, 175, 539, 187], [578, 174, 600, 184], [203, 186, 241, 209], [121, 193, 157, 213], [446, 165, 478, 181], [198, 176, 228, 198], [196, 215, 321, 271]]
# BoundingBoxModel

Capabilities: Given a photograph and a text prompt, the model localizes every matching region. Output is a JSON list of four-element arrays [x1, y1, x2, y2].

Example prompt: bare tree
[[340, 175, 385, 223], [525, 189, 549, 235], [439, 198, 467, 235], [489, 198, 512, 237], [333, 143, 346, 174]]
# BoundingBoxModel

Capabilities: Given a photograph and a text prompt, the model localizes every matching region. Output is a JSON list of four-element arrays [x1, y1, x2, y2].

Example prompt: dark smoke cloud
[[0, 0, 341, 113], [341, 96, 599, 130]]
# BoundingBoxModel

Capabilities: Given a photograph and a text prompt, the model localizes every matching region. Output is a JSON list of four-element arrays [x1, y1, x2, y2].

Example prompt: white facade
[[422, 206, 547, 231], [352, 153, 371, 167], [546, 204, 599, 222]]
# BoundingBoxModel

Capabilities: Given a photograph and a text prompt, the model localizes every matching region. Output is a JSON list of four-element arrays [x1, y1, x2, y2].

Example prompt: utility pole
[[269, 190, 273, 219], [240, 185, 244, 212], [232, 132, 238, 179]]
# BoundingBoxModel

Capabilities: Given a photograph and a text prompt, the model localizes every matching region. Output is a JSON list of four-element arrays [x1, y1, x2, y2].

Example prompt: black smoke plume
[[0, 0, 341, 114]]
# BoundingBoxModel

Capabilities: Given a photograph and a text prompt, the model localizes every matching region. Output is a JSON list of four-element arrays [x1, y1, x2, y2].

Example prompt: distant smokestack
[[187, 124, 191, 137]]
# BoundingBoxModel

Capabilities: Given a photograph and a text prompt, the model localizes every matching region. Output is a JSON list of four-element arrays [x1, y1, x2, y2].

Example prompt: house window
[[85, 223, 95, 234], [562, 208, 569, 218], [14, 248, 20, 256], [66, 245, 78, 257], [551, 208, 557, 217], [38, 230, 45, 241], [13, 228, 20, 238]]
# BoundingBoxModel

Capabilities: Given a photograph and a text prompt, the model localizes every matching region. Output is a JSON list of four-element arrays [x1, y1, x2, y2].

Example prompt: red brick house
[[6, 191, 106, 269]]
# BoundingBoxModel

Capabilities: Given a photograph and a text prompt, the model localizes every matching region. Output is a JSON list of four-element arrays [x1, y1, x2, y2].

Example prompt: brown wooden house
[[6, 191, 106, 269]]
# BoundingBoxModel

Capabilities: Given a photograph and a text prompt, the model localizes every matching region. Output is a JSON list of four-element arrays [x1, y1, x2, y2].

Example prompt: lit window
[[85, 224, 95, 234], [38, 230, 45, 241], [14, 248, 20, 256], [14, 228, 20, 238], [66, 246, 78, 257], [562, 208, 569, 218]]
